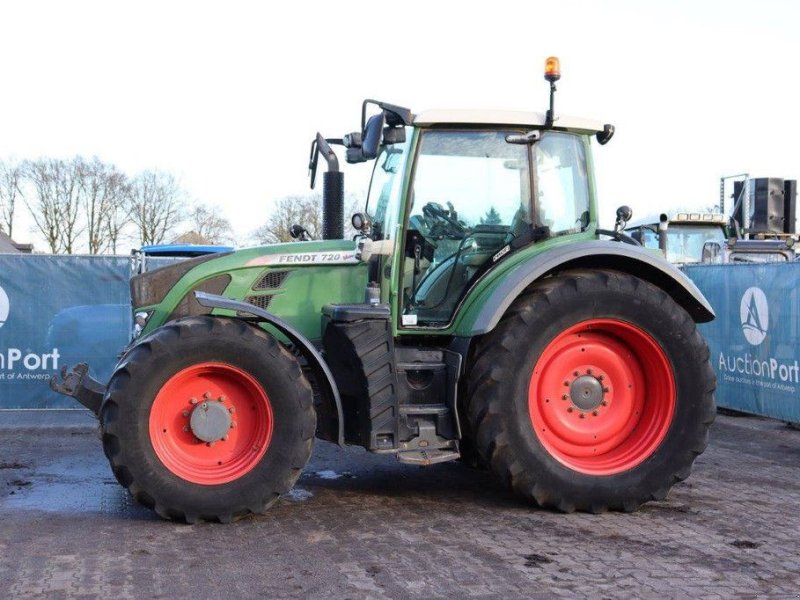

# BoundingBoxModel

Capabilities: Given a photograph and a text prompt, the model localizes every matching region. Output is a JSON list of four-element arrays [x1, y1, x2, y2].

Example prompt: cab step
[[397, 448, 461, 466]]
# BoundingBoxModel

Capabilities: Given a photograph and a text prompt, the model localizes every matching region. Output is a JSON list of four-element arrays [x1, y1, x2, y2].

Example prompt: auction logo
[[0, 284, 9, 328], [740, 287, 768, 346]]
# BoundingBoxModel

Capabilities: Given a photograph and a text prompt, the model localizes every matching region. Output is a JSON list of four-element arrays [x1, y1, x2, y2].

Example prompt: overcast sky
[[1, 0, 798, 250]]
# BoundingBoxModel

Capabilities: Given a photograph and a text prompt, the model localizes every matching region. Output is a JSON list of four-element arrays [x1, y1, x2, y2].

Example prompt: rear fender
[[194, 291, 344, 446], [459, 240, 715, 336]]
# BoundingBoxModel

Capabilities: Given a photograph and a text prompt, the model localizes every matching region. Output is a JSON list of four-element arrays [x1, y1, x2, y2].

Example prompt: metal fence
[[0, 255, 166, 409], [685, 262, 800, 424], [1, 254, 798, 424]]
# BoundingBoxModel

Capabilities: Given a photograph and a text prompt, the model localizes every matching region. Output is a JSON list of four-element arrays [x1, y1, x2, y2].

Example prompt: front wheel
[[466, 269, 715, 512], [101, 316, 315, 522]]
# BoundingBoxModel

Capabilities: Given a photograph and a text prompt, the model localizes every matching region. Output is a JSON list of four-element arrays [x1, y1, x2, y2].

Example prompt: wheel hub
[[569, 375, 604, 410], [189, 401, 232, 443]]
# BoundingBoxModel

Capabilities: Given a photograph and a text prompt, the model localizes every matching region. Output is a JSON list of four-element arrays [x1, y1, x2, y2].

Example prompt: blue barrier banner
[[685, 263, 800, 424], [0, 255, 131, 409]]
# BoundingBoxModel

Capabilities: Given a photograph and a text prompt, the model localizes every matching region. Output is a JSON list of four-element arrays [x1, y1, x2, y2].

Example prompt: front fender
[[457, 240, 715, 336], [194, 291, 344, 446]]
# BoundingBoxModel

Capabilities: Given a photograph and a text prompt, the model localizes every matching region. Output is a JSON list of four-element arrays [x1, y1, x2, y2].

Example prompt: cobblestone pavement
[[0, 411, 799, 599]]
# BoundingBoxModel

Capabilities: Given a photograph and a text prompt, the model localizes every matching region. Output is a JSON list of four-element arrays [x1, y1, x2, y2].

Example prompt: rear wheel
[[101, 316, 315, 522], [466, 269, 715, 512]]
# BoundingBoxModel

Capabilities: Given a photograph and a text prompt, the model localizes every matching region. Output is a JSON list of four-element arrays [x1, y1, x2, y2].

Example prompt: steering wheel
[[421, 202, 466, 239]]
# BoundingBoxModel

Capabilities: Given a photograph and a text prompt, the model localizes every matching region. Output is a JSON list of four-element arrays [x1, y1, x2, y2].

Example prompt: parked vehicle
[[625, 211, 728, 264], [52, 58, 716, 522]]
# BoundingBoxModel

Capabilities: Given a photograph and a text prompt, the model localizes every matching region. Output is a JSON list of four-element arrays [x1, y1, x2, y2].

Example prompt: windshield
[[665, 224, 726, 263], [365, 129, 412, 240], [635, 223, 728, 263]]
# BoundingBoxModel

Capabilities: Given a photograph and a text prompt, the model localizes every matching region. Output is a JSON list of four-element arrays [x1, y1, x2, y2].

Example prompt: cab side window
[[535, 132, 590, 234]]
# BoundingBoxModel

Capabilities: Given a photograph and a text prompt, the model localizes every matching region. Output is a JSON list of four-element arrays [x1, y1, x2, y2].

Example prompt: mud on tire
[[466, 269, 716, 512], [100, 316, 315, 523]]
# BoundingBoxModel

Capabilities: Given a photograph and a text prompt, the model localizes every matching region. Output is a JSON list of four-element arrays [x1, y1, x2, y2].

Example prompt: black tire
[[100, 316, 315, 523], [466, 269, 716, 512]]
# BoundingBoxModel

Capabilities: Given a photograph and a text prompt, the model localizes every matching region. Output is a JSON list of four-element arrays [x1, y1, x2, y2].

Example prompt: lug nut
[[573, 371, 579, 377], [602, 387, 609, 393], [587, 368, 593, 375], [203, 391, 212, 400], [562, 394, 568, 401], [182, 411, 189, 417], [228, 407, 236, 414], [230, 421, 237, 428], [206, 441, 214, 447], [567, 407, 574, 413], [182, 426, 189, 432], [222, 435, 229, 442], [579, 413, 585, 419], [598, 375, 604, 381], [592, 410, 599, 416], [218, 395, 226, 403], [601, 401, 608, 407], [190, 397, 198, 405], [563, 381, 570, 387]]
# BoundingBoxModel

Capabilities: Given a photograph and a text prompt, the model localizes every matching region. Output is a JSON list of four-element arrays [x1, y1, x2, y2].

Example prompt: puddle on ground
[[285, 487, 314, 501]]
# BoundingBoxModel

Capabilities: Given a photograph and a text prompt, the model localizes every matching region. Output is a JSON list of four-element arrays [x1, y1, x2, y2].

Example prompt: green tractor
[[52, 58, 716, 522]]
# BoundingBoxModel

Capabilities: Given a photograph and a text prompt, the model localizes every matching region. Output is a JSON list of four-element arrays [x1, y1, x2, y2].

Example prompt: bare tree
[[103, 181, 132, 255], [0, 158, 23, 237], [128, 170, 185, 246], [253, 194, 322, 244], [189, 203, 234, 245], [82, 158, 130, 254], [23, 157, 84, 253], [252, 192, 369, 244]]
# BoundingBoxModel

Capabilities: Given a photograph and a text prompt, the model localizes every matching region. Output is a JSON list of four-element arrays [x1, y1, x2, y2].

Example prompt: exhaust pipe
[[323, 171, 344, 240], [315, 133, 344, 240], [658, 213, 669, 255]]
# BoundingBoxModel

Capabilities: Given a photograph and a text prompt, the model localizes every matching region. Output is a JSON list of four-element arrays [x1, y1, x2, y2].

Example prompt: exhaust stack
[[311, 132, 344, 240], [323, 171, 344, 240]]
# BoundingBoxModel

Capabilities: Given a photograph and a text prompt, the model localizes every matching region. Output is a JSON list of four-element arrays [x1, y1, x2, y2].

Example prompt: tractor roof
[[412, 109, 604, 134]]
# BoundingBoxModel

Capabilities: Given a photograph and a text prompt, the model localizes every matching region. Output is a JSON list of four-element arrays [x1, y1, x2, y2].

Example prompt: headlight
[[133, 311, 152, 339]]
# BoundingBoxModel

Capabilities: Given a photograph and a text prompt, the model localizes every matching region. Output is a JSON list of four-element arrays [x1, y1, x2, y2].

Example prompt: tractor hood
[[131, 239, 359, 310], [130, 238, 368, 342]]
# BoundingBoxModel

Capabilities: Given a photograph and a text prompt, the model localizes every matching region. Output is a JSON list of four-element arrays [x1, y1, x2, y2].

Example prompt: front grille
[[130, 252, 229, 308], [253, 270, 290, 290], [167, 275, 232, 321], [244, 295, 273, 311]]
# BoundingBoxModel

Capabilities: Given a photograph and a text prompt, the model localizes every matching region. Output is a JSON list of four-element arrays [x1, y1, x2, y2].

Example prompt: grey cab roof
[[412, 109, 605, 134]]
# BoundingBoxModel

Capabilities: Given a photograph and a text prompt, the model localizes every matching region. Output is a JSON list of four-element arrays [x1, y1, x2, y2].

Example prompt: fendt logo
[[740, 287, 768, 346], [0, 284, 9, 328]]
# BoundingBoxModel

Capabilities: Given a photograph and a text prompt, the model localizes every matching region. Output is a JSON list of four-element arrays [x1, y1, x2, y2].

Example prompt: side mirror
[[596, 124, 615, 145], [361, 113, 385, 160]]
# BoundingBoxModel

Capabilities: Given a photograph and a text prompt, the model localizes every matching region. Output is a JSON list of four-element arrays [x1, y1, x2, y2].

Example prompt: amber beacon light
[[544, 56, 561, 82]]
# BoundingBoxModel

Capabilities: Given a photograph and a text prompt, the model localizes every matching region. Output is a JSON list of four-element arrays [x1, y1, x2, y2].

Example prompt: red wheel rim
[[528, 319, 675, 475], [149, 362, 273, 485]]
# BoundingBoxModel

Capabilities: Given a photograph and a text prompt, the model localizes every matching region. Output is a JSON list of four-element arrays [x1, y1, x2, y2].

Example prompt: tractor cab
[[359, 114, 599, 327]]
